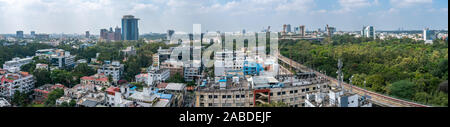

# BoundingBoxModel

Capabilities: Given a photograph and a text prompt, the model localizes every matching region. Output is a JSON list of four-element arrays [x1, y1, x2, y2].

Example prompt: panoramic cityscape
[[0, 0, 448, 108]]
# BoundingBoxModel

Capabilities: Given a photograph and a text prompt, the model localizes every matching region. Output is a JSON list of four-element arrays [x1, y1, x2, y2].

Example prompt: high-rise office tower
[[361, 26, 375, 39], [85, 31, 90, 38], [299, 25, 305, 37], [100, 29, 108, 40], [114, 27, 121, 41], [122, 15, 140, 40], [286, 24, 292, 33], [30, 31, 36, 37], [423, 28, 436, 44], [423, 28, 436, 41], [16, 31, 24, 39]]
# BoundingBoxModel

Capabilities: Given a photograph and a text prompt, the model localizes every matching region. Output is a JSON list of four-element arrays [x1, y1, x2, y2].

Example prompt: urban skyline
[[0, 0, 448, 34]]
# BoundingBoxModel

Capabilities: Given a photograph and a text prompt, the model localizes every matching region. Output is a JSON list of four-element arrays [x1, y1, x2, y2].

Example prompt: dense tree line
[[0, 43, 53, 65], [280, 34, 448, 106]]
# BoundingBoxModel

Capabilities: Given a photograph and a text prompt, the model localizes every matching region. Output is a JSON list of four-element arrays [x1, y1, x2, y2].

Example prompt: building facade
[[2, 57, 33, 71], [122, 15, 140, 41], [0, 70, 35, 98], [97, 61, 124, 82]]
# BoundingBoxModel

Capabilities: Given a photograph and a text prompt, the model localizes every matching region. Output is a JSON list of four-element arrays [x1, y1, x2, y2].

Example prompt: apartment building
[[2, 57, 33, 71], [0, 68, 35, 98], [97, 61, 124, 82]]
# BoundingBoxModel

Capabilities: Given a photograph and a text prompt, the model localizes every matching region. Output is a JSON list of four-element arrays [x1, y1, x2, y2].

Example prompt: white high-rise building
[[423, 28, 436, 44], [361, 26, 376, 39]]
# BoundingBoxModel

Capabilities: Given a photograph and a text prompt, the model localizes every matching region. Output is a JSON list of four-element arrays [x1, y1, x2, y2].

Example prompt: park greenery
[[280, 34, 448, 106]]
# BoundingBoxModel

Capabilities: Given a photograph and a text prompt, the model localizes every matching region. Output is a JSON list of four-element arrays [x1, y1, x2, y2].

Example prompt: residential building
[[2, 57, 33, 71], [184, 60, 202, 82], [32, 84, 66, 104], [35, 63, 49, 70], [97, 61, 124, 82], [121, 46, 136, 56], [100, 27, 122, 41], [136, 67, 170, 86], [195, 73, 330, 107], [0, 69, 35, 98], [214, 49, 245, 77], [0, 98, 11, 107], [160, 59, 184, 77], [304, 86, 372, 107], [80, 74, 110, 86]]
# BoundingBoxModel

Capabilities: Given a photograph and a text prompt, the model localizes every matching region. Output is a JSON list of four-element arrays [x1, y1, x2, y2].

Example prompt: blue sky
[[0, 0, 447, 34]]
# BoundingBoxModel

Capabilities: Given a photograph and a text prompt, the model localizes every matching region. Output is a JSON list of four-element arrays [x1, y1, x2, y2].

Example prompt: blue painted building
[[243, 61, 264, 76]]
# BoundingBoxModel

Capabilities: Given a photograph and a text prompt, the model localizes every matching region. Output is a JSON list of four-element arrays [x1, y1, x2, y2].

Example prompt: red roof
[[81, 76, 95, 80], [20, 72, 29, 77], [106, 86, 120, 95], [97, 77, 109, 82]]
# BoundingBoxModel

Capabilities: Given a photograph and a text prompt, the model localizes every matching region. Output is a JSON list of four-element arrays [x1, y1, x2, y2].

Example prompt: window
[[227, 95, 232, 98], [290, 90, 293, 94], [302, 89, 305, 92], [313, 87, 316, 90], [200, 95, 204, 98], [200, 103, 204, 107], [236, 95, 240, 98], [222, 95, 227, 98], [214, 95, 218, 98], [270, 93, 273, 96], [294, 90, 298, 93], [241, 95, 245, 98], [306, 88, 310, 92], [208, 103, 212, 106], [208, 95, 213, 98], [277, 92, 281, 95]]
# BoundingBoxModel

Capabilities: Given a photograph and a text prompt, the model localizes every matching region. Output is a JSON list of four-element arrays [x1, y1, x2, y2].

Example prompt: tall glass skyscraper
[[121, 15, 139, 40]]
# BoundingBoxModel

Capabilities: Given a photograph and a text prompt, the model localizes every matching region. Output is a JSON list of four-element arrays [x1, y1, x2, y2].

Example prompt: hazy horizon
[[0, 0, 448, 34]]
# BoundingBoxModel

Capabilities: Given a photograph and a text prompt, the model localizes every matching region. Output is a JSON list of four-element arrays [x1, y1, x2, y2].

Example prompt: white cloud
[[333, 0, 375, 13], [390, 0, 433, 8]]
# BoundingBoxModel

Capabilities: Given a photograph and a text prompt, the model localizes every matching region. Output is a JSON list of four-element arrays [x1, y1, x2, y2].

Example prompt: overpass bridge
[[277, 54, 429, 107]]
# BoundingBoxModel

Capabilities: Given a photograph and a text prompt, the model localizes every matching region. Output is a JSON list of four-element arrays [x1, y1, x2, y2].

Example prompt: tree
[[69, 99, 77, 107], [33, 69, 51, 88], [124, 59, 141, 81], [51, 69, 77, 88], [11, 90, 29, 107], [44, 88, 64, 107], [166, 73, 185, 83], [388, 80, 415, 100], [20, 62, 35, 72], [74, 63, 96, 76]]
